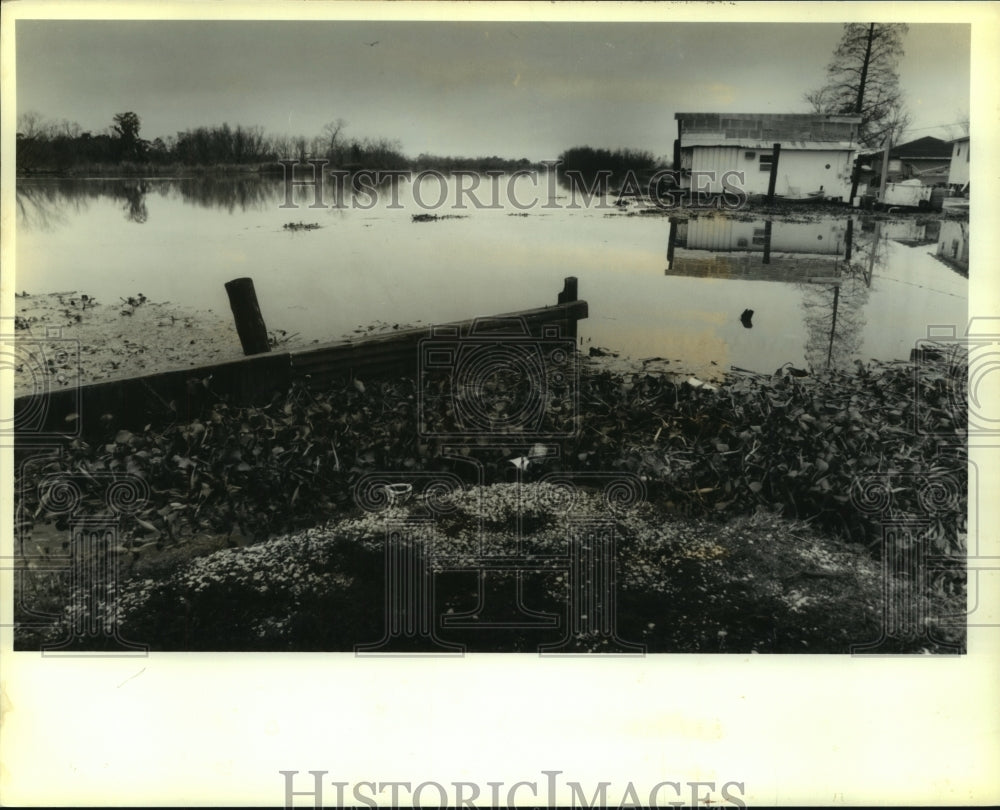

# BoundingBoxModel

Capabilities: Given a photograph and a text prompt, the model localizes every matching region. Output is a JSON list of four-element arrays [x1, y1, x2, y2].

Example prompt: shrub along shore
[[14, 350, 967, 653]]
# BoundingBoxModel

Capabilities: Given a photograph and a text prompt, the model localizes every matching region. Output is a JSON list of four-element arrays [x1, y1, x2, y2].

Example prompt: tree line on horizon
[[14, 111, 555, 175], [19, 25, 939, 180]]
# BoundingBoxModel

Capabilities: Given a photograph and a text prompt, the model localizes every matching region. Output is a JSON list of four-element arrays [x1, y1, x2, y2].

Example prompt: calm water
[[15, 175, 968, 378]]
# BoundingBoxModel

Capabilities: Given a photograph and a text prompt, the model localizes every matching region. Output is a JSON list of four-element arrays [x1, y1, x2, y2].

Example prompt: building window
[[752, 228, 766, 246], [737, 237, 749, 248], [759, 154, 773, 172], [744, 151, 756, 160]]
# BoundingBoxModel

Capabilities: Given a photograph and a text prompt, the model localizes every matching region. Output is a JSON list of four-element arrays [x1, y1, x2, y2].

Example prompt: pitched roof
[[890, 136, 952, 159], [675, 113, 861, 146]]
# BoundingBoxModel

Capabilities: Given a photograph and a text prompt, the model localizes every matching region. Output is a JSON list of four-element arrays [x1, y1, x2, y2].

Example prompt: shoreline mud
[[11, 292, 294, 398]]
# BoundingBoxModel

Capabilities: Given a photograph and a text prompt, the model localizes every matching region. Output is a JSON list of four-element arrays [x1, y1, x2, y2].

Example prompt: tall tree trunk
[[848, 24, 876, 203], [855, 24, 875, 114]]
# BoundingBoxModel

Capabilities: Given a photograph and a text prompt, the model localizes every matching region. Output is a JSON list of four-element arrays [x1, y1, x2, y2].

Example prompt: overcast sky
[[16, 20, 970, 160]]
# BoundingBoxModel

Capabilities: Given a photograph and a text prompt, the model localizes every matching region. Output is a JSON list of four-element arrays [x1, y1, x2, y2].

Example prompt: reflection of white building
[[676, 217, 848, 255], [947, 136, 970, 192], [881, 219, 940, 246], [935, 220, 969, 275], [674, 113, 861, 199], [667, 216, 849, 282]]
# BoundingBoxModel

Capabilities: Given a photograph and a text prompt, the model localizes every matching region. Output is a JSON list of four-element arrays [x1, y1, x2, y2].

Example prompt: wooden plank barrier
[[14, 278, 588, 436]]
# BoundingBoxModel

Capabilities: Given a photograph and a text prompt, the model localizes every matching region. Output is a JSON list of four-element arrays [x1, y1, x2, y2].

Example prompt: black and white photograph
[[2, 1, 998, 806]]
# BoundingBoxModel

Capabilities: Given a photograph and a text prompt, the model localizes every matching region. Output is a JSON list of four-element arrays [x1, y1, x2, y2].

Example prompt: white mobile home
[[674, 113, 862, 200], [947, 136, 969, 192]]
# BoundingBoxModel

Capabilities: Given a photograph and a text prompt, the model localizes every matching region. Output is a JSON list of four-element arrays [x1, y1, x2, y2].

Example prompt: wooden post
[[762, 219, 773, 265], [557, 276, 578, 304], [766, 143, 781, 203], [557, 276, 579, 340], [844, 218, 854, 262], [666, 219, 678, 269], [225, 277, 271, 356], [878, 140, 891, 202], [848, 157, 861, 205]]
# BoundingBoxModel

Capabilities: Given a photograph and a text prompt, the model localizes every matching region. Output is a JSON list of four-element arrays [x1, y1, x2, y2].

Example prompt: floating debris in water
[[411, 213, 468, 223], [283, 222, 322, 231]]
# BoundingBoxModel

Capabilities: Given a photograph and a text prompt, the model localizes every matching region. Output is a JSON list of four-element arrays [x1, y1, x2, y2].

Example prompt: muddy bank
[[11, 291, 433, 399], [11, 291, 303, 398]]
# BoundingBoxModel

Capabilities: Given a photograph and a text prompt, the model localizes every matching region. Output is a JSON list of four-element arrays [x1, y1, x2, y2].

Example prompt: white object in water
[[686, 376, 718, 391]]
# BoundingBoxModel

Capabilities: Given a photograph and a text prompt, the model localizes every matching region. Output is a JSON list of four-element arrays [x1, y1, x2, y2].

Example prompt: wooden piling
[[557, 277, 579, 339], [225, 277, 271, 356], [762, 220, 773, 265], [844, 218, 854, 262], [878, 141, 891, 202], [848, 156, 862, 204], [765, 143, 781, 204], [557, 276, 578, 304]]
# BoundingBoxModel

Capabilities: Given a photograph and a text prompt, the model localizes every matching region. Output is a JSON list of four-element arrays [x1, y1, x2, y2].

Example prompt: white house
[[947, 136, 969, 192], [674, 113, 862, 200]]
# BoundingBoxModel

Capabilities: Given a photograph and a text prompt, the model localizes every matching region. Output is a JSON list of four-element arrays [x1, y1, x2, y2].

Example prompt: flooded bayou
[[13, 172, 970, 656], [16, 173, 968, 381]]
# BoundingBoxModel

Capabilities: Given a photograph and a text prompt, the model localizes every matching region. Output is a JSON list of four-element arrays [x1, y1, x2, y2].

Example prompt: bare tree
[[318, 118, 348, 163], [16, 111, 52, 172], [806, 23, 911, 148], [293, 135, 309, 162], [54, 119, 82, 138], [947, 109, 970, 139], [804, 87, 836, 116], [17, 111, 49, 139]]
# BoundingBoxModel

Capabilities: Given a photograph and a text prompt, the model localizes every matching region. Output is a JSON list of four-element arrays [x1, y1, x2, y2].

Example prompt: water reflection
[[883, 219, 941, 247], [15, 175, 410, 227], [15, 175, 968, 378], [932, 220, 969, 276], [169, 175, 282, 214], [17, 177, 159, 226], [119, 180, 149, 223], [798, 224, 876, 371], [16, 176, 283, 225], [667, 216, 851, 280], [663, 214, 956, 371]]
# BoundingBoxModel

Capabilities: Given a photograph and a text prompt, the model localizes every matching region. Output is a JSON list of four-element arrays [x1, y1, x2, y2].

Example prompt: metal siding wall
[[691, 146, 741, 194], [688, 146, 853, 197], [774, 150, 852, 198], [948, 142, 969, 186], [687, 216, 737, 250]]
